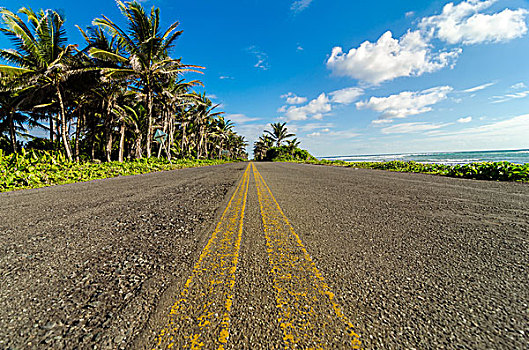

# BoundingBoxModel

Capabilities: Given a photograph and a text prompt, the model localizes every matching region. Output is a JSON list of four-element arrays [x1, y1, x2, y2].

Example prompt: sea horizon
[[319, 148, 529, 165]]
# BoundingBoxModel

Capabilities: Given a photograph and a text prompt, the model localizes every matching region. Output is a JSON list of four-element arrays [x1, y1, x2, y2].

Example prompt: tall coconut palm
[[253, 134, 274, 160], [189, 93, 223, 159], [78, 25, 130, 162], [156, 78, 200, 159], [228, 134, 248, 159], [212, 115, 233, 158], [285, 137, 300, 155], [122, 103, 146, 159], [265, 121, 295, 147], [90, 0, 202, 157], [0, 7, 79, 160]]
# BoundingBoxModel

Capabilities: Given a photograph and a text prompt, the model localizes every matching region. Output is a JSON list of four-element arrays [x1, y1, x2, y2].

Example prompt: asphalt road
[[1, 162, 528, 349]]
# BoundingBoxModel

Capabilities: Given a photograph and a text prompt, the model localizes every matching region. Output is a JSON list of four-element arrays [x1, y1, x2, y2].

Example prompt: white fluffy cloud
[[356, 86, 453, 121], [420, 0, 528, 45], [281, 87, 363, 121], [329, 87, 364, 104], [284, 93, 331, 121], [327, 31, 461, 84], [326, 1, 528, 85], [281, 92, 308, 105], [381, 122, 452, 134], [457, 116, 473, 123]]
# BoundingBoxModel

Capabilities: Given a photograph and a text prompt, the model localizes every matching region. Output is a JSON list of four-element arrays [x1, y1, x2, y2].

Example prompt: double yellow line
[[155, 162, 361, 349], [252, 164, 361, 349], [155, 163, 250, 349]]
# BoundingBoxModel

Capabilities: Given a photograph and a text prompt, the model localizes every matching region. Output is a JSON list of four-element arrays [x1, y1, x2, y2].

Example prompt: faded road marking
[[155, 163, 250, 349], [252, 163, 361, 349]]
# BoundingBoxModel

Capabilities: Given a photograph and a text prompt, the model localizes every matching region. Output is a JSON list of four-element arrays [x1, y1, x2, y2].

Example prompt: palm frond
[[0, 65, 32, 77], [89, 47, 128, 64]]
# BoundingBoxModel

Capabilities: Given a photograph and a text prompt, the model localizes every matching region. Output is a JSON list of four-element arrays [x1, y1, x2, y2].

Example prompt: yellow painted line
[[154, 163, 251, 349], [252, 163, 361, 349]]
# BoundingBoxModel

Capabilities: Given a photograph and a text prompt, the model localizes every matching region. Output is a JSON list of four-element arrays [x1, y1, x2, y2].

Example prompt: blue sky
[[2, 0, 529, 156]]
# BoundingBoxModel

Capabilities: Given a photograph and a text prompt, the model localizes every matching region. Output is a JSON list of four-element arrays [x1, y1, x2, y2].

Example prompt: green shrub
[[291, 159, 529, 182], [0, 149, 233, 192], [263, 146, 315, 162]]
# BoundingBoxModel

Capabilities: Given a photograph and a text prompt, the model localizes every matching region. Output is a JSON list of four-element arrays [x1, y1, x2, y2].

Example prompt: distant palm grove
[[253, 122, 313, 161], [0, 1, 247, 162]]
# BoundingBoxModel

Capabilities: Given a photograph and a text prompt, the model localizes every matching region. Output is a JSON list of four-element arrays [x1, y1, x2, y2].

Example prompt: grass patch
[[287, 159, 529, 182], [1, 149, 235, 192]]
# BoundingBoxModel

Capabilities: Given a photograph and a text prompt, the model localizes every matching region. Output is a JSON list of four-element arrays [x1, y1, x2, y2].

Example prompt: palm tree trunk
[[56, 114, 61, 146], [74, 112, 83, 162], [181, 122, 187, 157], [203, 129, 208, 158], [105, 133, 113, 162], [196, 130, 201, 159], [146, 89, 153, 158], [49, 113, 55, 144], [168, 117, 174, 161], [134, 130, 142, 159], [7, 110, 17, 153], [118, 120, 126, 162], [90, 116, 96, 161], [56, 84, 73, 161], [132, 120, 143, 159], [104, 99, 113, 162], [197, 125, 206, 159]]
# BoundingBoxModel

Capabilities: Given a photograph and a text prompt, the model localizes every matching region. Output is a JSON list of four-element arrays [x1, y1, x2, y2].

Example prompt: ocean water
[[322, 149, 529, 165]]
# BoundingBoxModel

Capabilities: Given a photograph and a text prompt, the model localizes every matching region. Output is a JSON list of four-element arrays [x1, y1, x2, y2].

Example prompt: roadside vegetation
[[294, 159, 529, 182], [0, 1, 247, 191], [253, 122, 315, 161], [1, 148, 230, 192]]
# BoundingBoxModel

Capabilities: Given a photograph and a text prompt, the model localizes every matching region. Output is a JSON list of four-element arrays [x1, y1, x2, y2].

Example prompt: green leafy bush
[[0, 149, 232, 192], [295, 159, 529, 182], [263, 146, 316, 162]]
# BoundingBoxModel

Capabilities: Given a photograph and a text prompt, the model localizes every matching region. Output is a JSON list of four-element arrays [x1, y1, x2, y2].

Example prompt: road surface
[[1, 162, 528, 349]]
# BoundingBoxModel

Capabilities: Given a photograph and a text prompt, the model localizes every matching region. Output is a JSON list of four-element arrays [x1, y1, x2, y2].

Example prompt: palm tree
[[253, 134, 274, 160], [285, 137, 300, 155], [0, 2, 247, 162], [0, 7, 79, 160], [189, 93, 223, 159], [156, 78, 200, 159], [212, 115, 234, 158], [122, 103, 146, 159], [228, 134, 248, 159], [265, 122, 295, 147], [78, 25, 131, 162], [90, 0, 202, 158]]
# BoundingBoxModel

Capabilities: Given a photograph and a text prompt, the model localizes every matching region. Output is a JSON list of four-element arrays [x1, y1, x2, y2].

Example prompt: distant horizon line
[[317, 148, 529, 159]]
